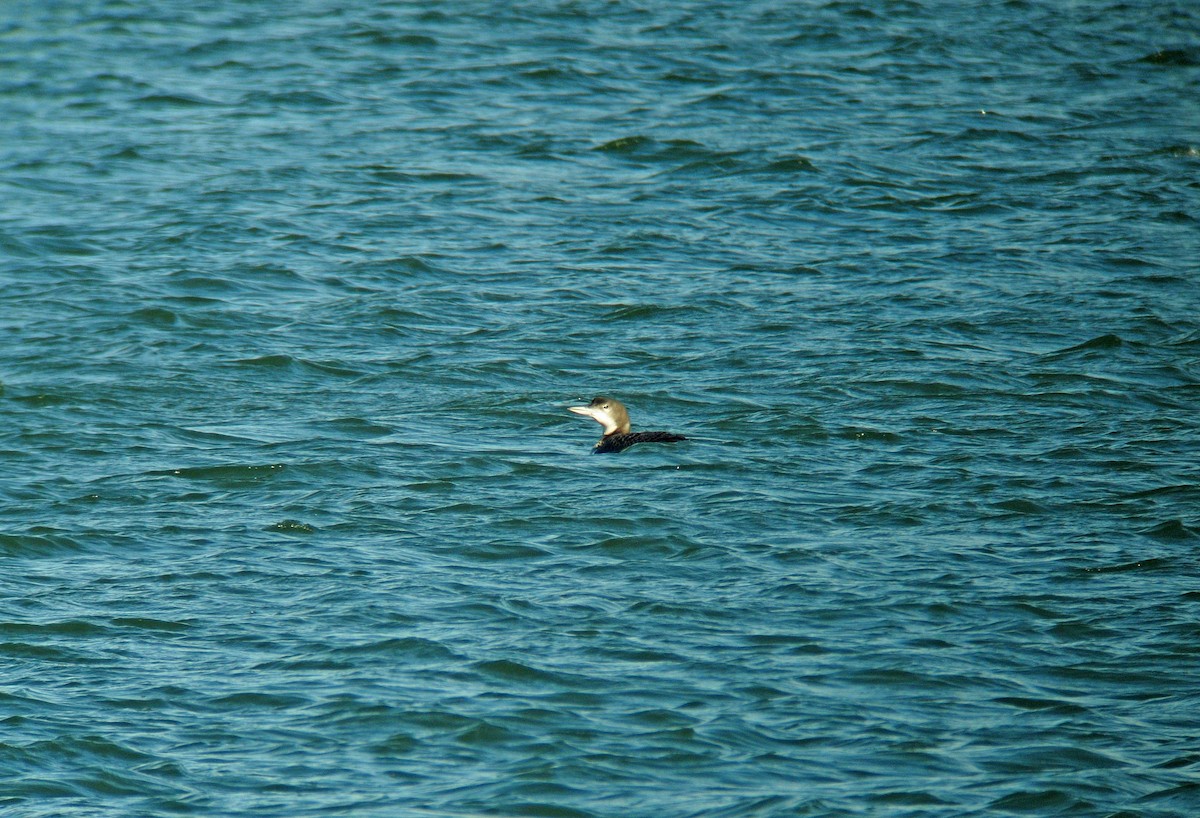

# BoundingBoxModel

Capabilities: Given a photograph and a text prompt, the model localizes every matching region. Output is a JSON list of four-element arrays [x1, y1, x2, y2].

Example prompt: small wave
[[0, 531, 86, 556], [763, 155, 819, 173], [110, 617, 190, 633], [988, 789, 1081, 812], [993, 696, 1090, 715], [128, 306, 178, 326], [133, 93, 224, 107], [163, 463, 286, 484], [230, 354, 363, 377], [592, 134, 654, 154], [591, 136, 730, 172], [266, 519, 317, 534], [1137, 48, 1200, 66], [232, 352, 294, 364], [472, 659, 598, 689], [0, 620, 112, 637], [207, 692, 309, 710], [456, 542, 552, 561], [1081, 556, 1171, 574], [1139, 520, 1198, 541], [345, 28, 437, 47], [602, 302, 707, 320], [240, 89, 346, 108], [342, 254, 451, 277], [837, 426, 902, 442], [333, 637, 458, 662], [1154, 144, 1200, 159], [990, 498, 1048, 515], [1046, 333, 1125, 356]]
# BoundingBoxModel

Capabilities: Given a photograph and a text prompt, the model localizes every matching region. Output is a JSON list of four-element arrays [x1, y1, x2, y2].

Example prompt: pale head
[[568, 396, 631, 435]]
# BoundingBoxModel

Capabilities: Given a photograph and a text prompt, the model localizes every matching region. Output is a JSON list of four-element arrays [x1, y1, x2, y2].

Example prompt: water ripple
[[2, 0, 1199, 816]]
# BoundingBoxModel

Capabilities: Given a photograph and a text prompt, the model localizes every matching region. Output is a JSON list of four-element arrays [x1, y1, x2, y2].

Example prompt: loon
[[568, 396, 686, 454]]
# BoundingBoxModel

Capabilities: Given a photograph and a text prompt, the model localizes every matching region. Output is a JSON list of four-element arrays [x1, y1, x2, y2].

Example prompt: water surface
[[2, 1, 1199, 816]]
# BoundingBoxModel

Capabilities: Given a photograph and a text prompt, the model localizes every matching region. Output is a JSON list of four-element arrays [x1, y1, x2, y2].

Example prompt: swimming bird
[[568, 396, 686, 454]]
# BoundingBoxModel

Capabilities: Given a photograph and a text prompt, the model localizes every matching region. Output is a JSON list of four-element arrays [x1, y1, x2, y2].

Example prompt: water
[[2, 1, 1199, 815]]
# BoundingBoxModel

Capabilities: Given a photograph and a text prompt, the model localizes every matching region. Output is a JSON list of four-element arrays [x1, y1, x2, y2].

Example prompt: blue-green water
[[3, 1, 1199, 816]]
